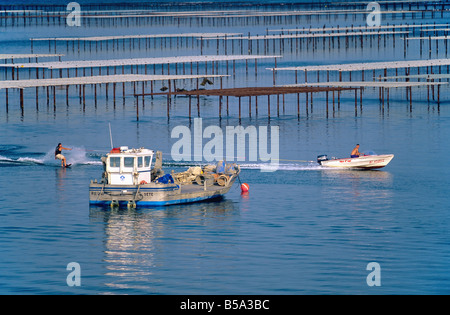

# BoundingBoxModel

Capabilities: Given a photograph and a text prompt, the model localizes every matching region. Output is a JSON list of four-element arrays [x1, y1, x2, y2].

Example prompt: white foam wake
[[240, 162, 323, 171], [1, 147, 102, 166]]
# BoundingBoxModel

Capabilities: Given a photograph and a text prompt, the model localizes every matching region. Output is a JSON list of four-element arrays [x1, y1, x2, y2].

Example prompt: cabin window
[[124, 157, 135, 168], [138, 157, 145, 168], [145, 156, 152, 167], [109, 157, 120, 168]]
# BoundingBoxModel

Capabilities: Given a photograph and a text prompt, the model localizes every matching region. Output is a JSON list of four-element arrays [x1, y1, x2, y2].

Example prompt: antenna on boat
[[109, 123, 114, 149]]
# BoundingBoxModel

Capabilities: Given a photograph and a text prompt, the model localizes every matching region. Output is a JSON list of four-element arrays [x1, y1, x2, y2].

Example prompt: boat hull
[[89, 176, 238, 207], [319, 154, 394, 169]]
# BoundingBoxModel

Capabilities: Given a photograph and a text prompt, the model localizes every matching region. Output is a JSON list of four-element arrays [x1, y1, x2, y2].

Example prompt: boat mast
[[109, 123, 114, 149]]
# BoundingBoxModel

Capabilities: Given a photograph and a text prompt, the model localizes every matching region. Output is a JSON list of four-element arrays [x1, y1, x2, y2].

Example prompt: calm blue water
[[1, 1, 450, 295]]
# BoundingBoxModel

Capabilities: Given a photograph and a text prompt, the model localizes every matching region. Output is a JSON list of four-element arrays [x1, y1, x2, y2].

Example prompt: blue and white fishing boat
[[89, 146, 241, 208]]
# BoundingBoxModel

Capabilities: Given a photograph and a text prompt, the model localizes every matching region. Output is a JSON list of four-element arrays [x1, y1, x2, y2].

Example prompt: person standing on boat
[[351, 144, 361, 158], [55, 143, 72, 167]]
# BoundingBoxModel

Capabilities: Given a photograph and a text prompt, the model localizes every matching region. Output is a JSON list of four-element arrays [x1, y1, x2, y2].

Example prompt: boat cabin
[[105, 147, 154, 185]]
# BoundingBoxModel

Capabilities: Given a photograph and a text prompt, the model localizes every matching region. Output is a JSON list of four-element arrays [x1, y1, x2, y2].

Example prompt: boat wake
[[240, 162, 323, 171], [0, 146, 102, 167], [160, 160, 324, 171]]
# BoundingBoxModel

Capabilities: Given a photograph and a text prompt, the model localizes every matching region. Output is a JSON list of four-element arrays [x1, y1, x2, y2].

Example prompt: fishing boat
[[89, 146, 241, 208], [317, 154, 394, 170]]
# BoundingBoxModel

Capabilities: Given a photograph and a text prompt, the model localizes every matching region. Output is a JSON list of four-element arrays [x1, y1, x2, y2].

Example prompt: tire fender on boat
[[217, 175, 229, 186]]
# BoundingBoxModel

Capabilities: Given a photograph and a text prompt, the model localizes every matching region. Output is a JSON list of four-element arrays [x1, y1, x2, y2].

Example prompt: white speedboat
[[317, 154, 394, 170]]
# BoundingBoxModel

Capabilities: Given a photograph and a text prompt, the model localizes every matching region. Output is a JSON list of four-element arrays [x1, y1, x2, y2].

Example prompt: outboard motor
[[317, 155, 328, 165]]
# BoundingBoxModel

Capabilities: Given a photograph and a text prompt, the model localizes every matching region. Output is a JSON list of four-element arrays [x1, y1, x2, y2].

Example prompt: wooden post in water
[[188, 95, 192, 119], [409, 86, 413, 112], [150, 81, 154, 99], [20, 88, 24, 114], [52, 86, 56, 112], [113, 83, 117, 108], [238, 97, 242, 120], [438, 84, 441, 106], [141, 82, 145, 107], [65, 85, 69, 107], [5, 88, 8, 113], [360, 88, 363, 111], [387, 88, 390, 107], [36, 87, 39, 110], [136, 95, 140, 121], [277, 94, 280, 116], [273, 57, 277, 86], [305, 92, 309, 116], [332, 91, 335, 114], [94, 84, 97, 107], [167, 91, 170, 119], [81, 85, 85, 111], [197, 94, 200, 117]]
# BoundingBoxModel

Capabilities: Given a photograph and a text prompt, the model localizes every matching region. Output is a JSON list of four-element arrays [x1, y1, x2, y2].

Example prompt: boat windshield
[[109, 156, 120, 168], [145, 156, 152, 167], [137, 156, 152, 168], [124, 157, 134, 168], [108, 155, 153, 171]]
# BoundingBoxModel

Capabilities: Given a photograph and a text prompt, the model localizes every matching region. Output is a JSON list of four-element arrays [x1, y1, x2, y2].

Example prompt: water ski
[[65, 164, 72, 168]]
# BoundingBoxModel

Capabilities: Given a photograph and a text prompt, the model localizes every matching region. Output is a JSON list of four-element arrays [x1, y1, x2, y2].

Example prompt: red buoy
[[241, 183, 250, 193]]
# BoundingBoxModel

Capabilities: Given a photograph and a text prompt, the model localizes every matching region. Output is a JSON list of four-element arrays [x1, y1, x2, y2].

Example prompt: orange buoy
[[240, 183, 249, 193]]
